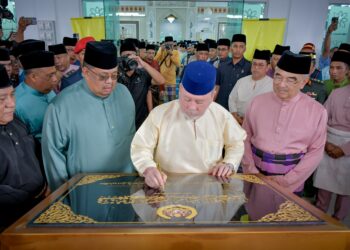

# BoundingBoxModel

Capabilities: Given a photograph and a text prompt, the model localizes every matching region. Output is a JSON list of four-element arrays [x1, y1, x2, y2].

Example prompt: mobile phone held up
[[23, 17, 37, 25], [331, 17, 338, 30]]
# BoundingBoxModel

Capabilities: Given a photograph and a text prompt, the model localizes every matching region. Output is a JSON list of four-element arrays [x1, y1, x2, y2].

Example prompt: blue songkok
[[182, 61, 216, 95]]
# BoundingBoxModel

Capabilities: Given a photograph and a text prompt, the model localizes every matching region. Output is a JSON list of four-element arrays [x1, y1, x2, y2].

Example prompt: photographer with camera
[[154, 36, 180, 102], [119, 41, 165, 129]]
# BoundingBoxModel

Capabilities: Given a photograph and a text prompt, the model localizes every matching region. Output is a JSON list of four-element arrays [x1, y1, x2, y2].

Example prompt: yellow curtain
[[70, 17, 105, 41], [242, 18, 286, 61]]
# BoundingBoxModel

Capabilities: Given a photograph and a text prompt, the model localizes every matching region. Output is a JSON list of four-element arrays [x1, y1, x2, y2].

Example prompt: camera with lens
[[118, 56, 138, 72], [117, 56, 138, 84], [164, 44, 173, 50], [0, 0, 14, 21]]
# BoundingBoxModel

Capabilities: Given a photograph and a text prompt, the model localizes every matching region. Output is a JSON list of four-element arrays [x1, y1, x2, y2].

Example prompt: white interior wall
[[14, 0, 346, 56], [266, 0, 330, 56], [119, 16, 147, 39], [15, 0, 82, 43]]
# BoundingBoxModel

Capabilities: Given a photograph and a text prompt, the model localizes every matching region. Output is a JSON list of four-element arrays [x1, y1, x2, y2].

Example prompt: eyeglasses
[[87, 67, 118, 82], [274, 74, 299, 85]]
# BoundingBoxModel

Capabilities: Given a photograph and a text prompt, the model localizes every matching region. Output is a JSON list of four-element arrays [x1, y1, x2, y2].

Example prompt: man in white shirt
[[228, 49, 273, 125]]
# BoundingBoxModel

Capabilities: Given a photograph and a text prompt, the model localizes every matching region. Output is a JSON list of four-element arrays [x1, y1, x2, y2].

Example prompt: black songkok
[[120, 42, 137, 54], [63, 37, 78, 46], [20, 50, 55, 70], [217, 38, 230, 47], [0, 48, 10, 61], [17, 39, 45, 57], [84, 41, 118, 70], [164, 36, 173, 42], [331, 51, 350, 66], [138, 42, 146, 49], [146, 44, 156, 51], [48, 44, 67, 55], [273, 44, 290, 55], [0, 40, 13, 49], [0, 65, 12, 89], [253, 49, 271, 61], [277, 51, 311, 74], [205, 39, 217, 49], [196, 43, 209, 52], [231, 34, 246, 44], [339, 43, 350, 53], [123, 38, 139, 48]]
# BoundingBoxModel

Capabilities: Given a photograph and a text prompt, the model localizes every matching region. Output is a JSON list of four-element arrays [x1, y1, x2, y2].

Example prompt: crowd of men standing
[[0, 18, 349, 231]]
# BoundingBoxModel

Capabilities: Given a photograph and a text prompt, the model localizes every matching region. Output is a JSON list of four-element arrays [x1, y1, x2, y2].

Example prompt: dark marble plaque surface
[[29, 174, 324, 227]]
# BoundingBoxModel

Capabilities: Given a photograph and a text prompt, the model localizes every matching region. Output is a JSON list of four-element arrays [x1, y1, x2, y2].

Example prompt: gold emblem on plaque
[[157, 204, 198, 220], [76, 174, 121, 186], [258, 201, 318, 222], [34, 201, 97, 224]]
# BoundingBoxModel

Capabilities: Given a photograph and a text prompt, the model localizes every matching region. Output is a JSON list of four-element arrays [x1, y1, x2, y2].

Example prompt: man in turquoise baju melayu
[[15, 50, 58, 140], [42, 41, 136, 191]]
